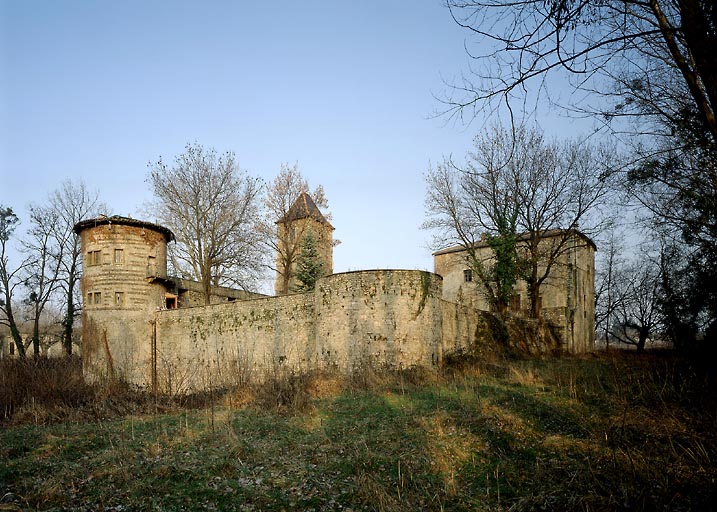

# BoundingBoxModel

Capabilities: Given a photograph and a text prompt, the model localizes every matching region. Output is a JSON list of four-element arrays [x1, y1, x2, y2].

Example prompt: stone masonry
[[74, 198, 596, 392]]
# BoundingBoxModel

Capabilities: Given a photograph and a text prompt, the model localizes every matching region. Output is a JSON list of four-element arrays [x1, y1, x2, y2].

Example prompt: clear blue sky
[[1, 1, 591, 289]]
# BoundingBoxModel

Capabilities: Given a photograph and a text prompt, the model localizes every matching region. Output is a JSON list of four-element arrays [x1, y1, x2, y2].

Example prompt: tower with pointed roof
[[275, 191, 334, 295]]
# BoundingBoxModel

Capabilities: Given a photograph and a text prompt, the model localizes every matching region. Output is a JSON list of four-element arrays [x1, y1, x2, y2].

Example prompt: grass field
[[1, 352, 716, 511]]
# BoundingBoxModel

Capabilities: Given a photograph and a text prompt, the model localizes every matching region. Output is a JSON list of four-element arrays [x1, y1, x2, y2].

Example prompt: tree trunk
[[9, 321, 25, 359], [63, 301, 75, 356], [202, 270, 212, 306], [529, 284, 541, 319], [636, 327, 649, 354], [32, 314, 41, 358], [63, 266, 76, 356]]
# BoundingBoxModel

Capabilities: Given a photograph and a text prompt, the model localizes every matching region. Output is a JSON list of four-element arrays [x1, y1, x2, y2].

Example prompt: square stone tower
[[275, 192, 334, 295]]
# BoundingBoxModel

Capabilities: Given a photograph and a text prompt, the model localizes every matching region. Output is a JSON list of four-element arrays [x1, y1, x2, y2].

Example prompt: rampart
[[150, 270, 479, 392], [74, 215, 594, 391]]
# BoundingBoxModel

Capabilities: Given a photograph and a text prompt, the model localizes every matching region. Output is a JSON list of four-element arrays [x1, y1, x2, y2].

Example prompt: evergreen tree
[[293, 233, 324, 292]]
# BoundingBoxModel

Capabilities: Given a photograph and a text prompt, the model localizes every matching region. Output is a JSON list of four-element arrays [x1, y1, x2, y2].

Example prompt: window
[[147, 255, 157, 276], [93, 292, 102, 305], [463, 269, 473, 282], [165, 294, 177, 309], [87, 250, 102, 266], [115, 292, 125, 306], [114, 248, 124, 264]]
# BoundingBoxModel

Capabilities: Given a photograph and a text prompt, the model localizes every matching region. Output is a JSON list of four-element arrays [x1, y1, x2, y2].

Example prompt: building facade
[[73, 214, 597, 390], [433, 230, 596, 352]]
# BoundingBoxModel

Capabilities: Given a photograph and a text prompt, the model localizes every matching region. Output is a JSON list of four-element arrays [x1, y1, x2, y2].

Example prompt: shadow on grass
[[2, 354, 716, 511]]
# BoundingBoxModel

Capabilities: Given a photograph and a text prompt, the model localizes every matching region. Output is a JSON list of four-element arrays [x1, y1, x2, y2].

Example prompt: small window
[[114, 249, 124, 264], [87, 250, 102, 266], [115, 292, 125, 306], [93, 292, 102, 305], [165, 294, 177, 309], [463, 269, 473, 282], [147, 255, 157, 276], [9, 341, 14, 355]]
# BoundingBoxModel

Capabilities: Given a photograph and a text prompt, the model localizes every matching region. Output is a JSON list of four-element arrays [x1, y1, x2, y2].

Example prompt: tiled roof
[[277, 192, 333, 228], [73, 215, 175, 242]]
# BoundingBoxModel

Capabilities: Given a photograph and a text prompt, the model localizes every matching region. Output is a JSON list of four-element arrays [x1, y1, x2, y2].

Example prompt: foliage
[[147, 143, 264, 303], [425, 124, 613, 317], [1, 353, 716, 511], [627, 116, 717, 346], [293, 232, 324, 292]]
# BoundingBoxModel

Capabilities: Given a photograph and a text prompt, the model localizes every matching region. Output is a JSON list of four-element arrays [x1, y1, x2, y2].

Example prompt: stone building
[[433, 230, 596, 352], [274, 192, 334, 295], [73, 207, 597, 391], [73, 216, 260, 382]]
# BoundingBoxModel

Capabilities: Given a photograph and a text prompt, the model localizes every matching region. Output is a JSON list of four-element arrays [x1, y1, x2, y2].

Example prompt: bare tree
[[22, 205, 65, 358], [612, 258, 663, 353], [425, 124, 614, 317], [0, 206, 27, 358], [517, 133, 615, 317], [147, 143, 264, 304], [442, 1, 716, 144], [48, 180, 105, 355], [594, 229, 629, 350], [259, 163, 332, 295], [442, 1, 717, 342], [424, 127, 521, 313]]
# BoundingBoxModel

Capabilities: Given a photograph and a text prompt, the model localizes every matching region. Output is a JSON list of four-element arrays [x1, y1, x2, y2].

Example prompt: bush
[[0, 356, 92, 424]]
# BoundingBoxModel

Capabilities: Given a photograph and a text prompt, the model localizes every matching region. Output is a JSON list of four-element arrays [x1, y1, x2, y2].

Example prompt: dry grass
[[1, 351, 716, 510], [1, 356, 91, 424]]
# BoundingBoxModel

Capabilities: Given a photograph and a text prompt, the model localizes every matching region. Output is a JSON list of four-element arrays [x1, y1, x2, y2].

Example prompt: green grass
[[1, 352, 716, 511]]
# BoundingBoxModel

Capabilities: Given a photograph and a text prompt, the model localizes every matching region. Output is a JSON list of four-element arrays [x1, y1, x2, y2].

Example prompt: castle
[[73, 194, 595, 391]]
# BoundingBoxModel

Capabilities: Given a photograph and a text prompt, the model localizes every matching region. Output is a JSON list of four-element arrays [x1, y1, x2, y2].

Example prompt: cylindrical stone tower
[[74, 216, 174, 385]]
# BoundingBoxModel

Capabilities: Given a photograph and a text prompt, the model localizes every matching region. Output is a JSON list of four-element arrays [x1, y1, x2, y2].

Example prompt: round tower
[[74, 216, 174, 384]]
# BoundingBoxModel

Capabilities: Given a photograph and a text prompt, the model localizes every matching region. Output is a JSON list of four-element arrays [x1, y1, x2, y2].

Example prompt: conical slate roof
[[277, 191, 333, 228]]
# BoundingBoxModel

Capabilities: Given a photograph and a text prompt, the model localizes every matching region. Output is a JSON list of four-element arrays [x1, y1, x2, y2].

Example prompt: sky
[[1, 1, 593, 292]]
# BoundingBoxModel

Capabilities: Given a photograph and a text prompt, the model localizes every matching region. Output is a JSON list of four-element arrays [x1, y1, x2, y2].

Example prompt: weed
[[1, 351, 716, 510]]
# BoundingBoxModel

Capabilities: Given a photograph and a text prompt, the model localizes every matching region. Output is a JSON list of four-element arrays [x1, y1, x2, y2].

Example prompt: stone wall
[[314, 271, 443, 370], [169, 278, 267, 308], [154, 293, 315, 392], [150, 270, 453, 392], [79, 221, 170, 383]]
